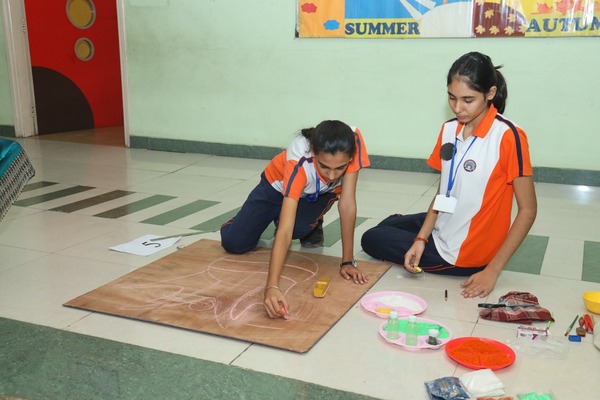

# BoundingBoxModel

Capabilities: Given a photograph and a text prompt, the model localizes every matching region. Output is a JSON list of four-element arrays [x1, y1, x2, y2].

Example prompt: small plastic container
[[427, 328, 440, 345]]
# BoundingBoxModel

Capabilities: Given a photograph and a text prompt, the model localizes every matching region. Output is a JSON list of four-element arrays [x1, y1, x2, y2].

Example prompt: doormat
[[64, 239, 390, 353]]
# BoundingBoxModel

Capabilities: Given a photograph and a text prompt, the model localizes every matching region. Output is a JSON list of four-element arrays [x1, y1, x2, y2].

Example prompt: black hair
[[301, 120, 356, 158], [447, 52, 508, 114]]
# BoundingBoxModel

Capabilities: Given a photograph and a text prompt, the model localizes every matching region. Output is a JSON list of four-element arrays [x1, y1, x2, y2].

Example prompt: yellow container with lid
[[313, 278, 331, 298]]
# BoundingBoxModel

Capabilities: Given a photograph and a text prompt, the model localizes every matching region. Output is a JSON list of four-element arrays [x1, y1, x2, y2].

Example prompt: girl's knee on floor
[[220, 229, 257, 255]]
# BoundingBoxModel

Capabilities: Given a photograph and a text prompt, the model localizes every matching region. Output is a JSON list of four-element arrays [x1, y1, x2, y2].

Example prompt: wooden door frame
[[2, 0, 36, 137], [116, 0, 130, 147], [2, 0, 130, 146]]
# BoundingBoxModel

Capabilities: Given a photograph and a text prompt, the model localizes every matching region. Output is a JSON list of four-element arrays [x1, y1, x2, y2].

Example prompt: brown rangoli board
[[64, 239, 390, 353]]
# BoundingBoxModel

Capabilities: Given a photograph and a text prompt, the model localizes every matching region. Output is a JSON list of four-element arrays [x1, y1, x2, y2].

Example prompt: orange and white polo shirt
[[427, 105, 533, 267], [264, 127, 370, 201]]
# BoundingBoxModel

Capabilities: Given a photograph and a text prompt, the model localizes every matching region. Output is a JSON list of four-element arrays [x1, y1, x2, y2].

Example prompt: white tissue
[[460, 368, 505, 398]]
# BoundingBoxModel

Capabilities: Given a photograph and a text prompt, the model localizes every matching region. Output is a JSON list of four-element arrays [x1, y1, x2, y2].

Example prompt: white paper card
[[110, 234, 181, 256], [433, 194, 457, 213]]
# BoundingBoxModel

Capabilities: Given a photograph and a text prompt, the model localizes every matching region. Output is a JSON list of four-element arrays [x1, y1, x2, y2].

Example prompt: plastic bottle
[[386, 311, 400, 340], [405, 315, 419, 346]]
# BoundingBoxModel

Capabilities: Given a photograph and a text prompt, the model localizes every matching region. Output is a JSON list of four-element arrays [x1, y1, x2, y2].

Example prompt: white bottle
[[405, 315, 419, 346], [386, 311, 400, 340]]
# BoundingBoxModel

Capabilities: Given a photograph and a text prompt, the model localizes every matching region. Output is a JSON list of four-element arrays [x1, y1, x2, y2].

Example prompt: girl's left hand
[[340, 265, 369, 284], [460, 269, 498, 298]]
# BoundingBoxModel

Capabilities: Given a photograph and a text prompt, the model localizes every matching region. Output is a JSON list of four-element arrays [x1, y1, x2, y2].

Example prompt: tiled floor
[[1, 131, 599, 399]]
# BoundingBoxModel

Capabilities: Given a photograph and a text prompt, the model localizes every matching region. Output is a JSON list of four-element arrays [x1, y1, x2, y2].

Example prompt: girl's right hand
[[404, 243, 424, 273], [264, 287, 290, 320]]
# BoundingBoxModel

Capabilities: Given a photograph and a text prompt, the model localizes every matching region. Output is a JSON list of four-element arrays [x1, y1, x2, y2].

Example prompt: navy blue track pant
[[360, 213, 484, 277], [220, 173, 337, 254]]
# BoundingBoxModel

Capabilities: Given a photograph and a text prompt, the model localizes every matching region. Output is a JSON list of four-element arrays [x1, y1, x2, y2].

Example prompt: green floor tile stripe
[[141, 199, 219, 225], [190, 207, 241, 231], [50, 190, 135, 213], [0, 317, 376, 400], [504, 234, 548, 274], [583, 241, 600, 283], [322, 217, 369, 247], [94, 194, 176, 219], [21, 180, 58, 192], [13, 185, 95, 207]]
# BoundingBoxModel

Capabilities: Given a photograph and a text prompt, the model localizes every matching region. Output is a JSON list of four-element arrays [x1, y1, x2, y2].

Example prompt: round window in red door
[[66, 0, 96, 29], [74, 38, 94, 61]]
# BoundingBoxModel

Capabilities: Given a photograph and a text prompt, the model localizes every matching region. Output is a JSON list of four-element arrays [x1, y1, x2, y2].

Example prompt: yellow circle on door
[[74, 38, 94, 61], [67, 0, 96, 29]]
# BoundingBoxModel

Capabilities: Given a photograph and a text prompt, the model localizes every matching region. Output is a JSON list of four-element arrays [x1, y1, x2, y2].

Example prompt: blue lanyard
[[446, 136, 477, 196], [304, 167, 321, 203]]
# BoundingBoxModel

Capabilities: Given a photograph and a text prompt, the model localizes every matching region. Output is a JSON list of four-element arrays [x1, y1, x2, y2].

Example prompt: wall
[[1, 2, 597, 175], [123, 1, 599, 174]]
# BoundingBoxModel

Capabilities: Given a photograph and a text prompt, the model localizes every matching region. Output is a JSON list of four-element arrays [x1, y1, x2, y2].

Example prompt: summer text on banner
[[296, 0, 600, 38]]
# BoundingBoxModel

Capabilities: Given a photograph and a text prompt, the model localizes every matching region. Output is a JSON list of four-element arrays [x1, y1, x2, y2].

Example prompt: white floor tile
[[177, 155, 268, 179], [0, 211, 128, 252], [0, 253, 137, 328], [0, 245, 47, 273], [127, 174, 243, 198]]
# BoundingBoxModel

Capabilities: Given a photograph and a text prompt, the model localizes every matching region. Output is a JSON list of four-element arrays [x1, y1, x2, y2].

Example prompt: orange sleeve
[[426, 127, 444, 171], [500, 126, 533, 184], [282, 160, 307, 200], [346, 128, 370, 174], [264, 151, 286, 184]]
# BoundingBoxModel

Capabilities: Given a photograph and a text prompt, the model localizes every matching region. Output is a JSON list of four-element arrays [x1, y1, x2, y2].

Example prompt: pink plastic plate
[[361, 291, 427, 318], [378, 317, 452, 351]]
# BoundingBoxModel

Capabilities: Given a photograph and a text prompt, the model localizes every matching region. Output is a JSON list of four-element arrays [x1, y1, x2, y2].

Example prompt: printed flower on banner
[[535, 2, 555, 13], [324, 19, 340, 30], [301, 3, 317, 13], [555, 0, 584, 14]]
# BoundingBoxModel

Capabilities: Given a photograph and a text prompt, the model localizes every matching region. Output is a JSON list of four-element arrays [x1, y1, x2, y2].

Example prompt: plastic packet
[[507, 335, 568, 359], [424, 376, 470, 400], [516, 392, 556, 400], [460, 368, 505, 398]]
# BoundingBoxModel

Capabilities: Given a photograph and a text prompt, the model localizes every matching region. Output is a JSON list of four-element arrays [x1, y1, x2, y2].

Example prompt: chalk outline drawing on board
[[116, 250, 320, 330]]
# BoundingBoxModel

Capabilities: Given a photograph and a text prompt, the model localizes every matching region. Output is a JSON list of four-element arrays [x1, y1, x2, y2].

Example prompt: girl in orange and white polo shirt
[[221, 120, 370, 319], [362, 52, 537, 299]]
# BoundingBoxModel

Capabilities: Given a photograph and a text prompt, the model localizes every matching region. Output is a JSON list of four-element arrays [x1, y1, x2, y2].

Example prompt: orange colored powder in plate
[[452, 340, 511, 367]]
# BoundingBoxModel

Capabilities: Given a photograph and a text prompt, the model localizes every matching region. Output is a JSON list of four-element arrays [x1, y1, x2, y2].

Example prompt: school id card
[[433, 194, 457, 213]]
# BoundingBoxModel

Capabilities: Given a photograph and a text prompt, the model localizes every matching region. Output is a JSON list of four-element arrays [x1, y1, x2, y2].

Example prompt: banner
[[297, 0, 600, 38]]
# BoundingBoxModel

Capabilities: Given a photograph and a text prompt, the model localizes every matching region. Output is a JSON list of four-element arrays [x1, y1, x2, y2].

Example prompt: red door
[[24, 0, 123, 134]]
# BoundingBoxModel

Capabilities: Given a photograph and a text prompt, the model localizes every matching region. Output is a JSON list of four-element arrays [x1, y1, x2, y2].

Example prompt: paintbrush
[[564, 314, 579, 336]]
